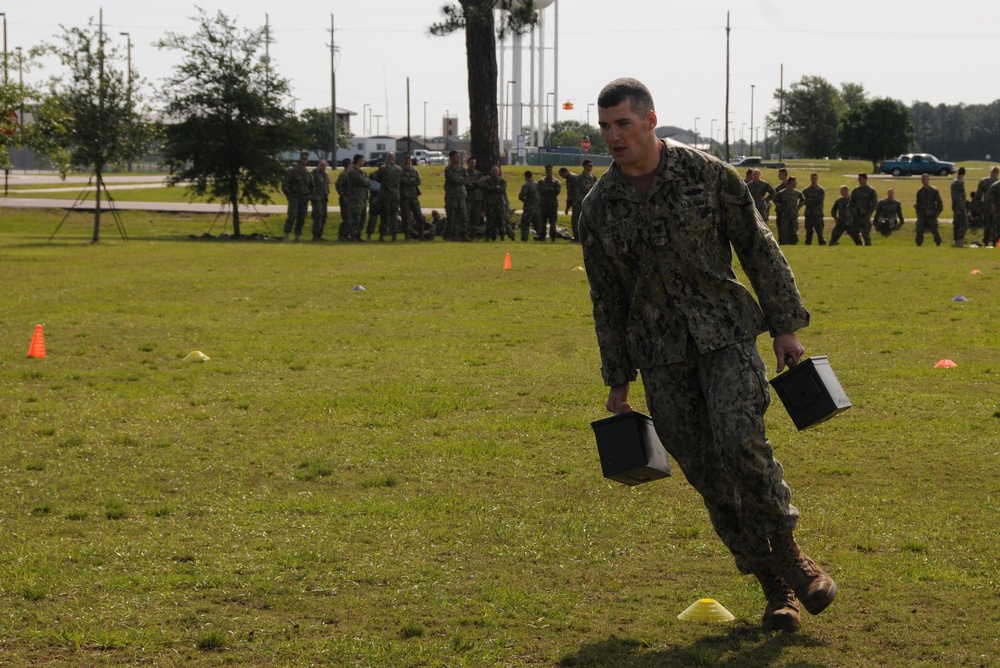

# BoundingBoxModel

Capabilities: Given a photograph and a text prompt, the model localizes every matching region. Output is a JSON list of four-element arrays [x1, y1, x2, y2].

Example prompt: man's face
[[318, 160, 328, 172], [859, 176, 867, 186], [888, 189, 895, 200], [598, 99, 657, 173], [545, 168, 553, 179], [583, 162, 593, 173], [491, 165, 500, 177], [810, 174, 818, 186], [921, 174, 930, 187], [840, 187, 849, 197], [298, 157, 308, 169], [752, 170, 761, 182], [450, 154, 460, 167], [467, 158, 477, 170]]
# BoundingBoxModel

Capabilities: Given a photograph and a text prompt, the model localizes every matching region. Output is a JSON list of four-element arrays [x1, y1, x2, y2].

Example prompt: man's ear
[[647, 109, 658, 130]]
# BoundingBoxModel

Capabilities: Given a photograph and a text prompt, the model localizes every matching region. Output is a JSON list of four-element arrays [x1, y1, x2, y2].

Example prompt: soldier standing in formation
[[444, 151, 469, 241], [950, 167, 969, 247], [465, 156, 485, 238], [828, 185, 860, 246], [774, 176, 804, 245], [281, 152, 313, 242], [483, 165, 513, 241], [849, 173, 878, 246], [984, 178, 1000, 248], [335, 159, 352, 241], [310, 159, 330, 241], [346, 154, 371, 241], [801, 173, 826, 246], [975, 166, 999, 246], [772, 168, 789, 226], [559, 167, 581, 241], [372, 152, 403, 241], [914, 173, 944, 246], [747, 169, 776, 224], [576, 159, 598, 241], [536, 164, 562, 242], [399, 155, 424, 240], [873, 189, 905, 236], [518, 170, 539, 242]]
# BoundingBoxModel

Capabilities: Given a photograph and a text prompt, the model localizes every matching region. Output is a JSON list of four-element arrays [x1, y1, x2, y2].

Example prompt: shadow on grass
[[559, 625, 830, 668]]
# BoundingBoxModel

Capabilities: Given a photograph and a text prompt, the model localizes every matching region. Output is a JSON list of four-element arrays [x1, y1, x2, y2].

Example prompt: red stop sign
[[581, 139, 591, 151]]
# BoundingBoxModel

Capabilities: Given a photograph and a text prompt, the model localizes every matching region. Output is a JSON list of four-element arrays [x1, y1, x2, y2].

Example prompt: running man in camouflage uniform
[[774, 176, 804, 245], [873, 189, 904, 237], [801, 173, 826, 245], [281, 152, 313, 242], [444, 151, 469, 241], [849, 173, 878, 246], [310, 159, 330, 241], [581, 78, 835, 634], [914, 173, 944, 246], [747, 169, 776, 225], [536, 164, 562, 241], [950, 167, 969, 247], [400, 155, 423, 240], [335, 158, 352, 241], [518, 170, 539, 241]]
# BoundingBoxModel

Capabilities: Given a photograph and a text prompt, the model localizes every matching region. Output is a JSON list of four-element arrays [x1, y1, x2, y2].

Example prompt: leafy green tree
[[429, 1, 539, 172], [840, 82, 867, 112], [300, 107, 352, 161], [1, 49, 34, 176], [28, 19, 152, 242], [546, 119, 606, 155], [156, 9, 306, 238], [837, 97, 914, 171], [769, 75, 843, 158]]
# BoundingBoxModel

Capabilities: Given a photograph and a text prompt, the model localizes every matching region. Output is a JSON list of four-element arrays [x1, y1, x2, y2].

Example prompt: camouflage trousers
[[640, 339, 798, 575], [519, 205, 537, 241], [984, 211, 999, 247], [311, 198, 328, 238], [952, 207, 968, 242], [283, 197, 309, 235], [915, 214, 942, 246], [804, 209, 826, 245], [445, 195, 468, 239]]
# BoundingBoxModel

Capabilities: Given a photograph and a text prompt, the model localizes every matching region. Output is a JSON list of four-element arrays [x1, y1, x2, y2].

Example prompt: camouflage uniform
[[828, 194, 860, 245], [914, 183, 944, 246], [580, 141, 810, 575], [976, 173, 998, 244], [536, 175, 562, 241], [482, 173, 510, 241], [801, 183, 826, 245], [281, 164, 313, 237], [310, 166, 330, 239], [873, 198, 904, 237], [444, 163, 469, 240], [374, 162, 403, 239], [849, 183, 878, 245], [466, 167, 486, 237], [747, 179, 776, 223], [950, 176, 968, 245], [773, 180, 788, 225], [576, 170, 599, 242], [983, 180, 1000, 247], [335, 167, 352, 240], [346, 166, 371, 240], [400, 164, 423, 238], [518, 179, 539, 241], [563, 171, 580, 240], [774, 187, 803, 245]]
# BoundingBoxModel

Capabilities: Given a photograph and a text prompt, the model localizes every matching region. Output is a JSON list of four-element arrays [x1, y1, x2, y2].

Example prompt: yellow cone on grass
[[677, 598, 735, 622], [183, 351, 210, 362]]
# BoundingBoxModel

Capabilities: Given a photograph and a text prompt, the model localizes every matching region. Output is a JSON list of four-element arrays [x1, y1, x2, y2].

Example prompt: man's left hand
[[773, 332, 804, 373]]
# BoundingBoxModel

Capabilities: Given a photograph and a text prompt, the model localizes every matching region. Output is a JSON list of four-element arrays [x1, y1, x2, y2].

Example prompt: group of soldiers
[[745, 165, 1000, 248], [281, 149, 600, 243]]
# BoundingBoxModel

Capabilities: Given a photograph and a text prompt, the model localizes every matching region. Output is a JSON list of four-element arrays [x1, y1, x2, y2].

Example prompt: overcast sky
[[7, 1, 999, 143]]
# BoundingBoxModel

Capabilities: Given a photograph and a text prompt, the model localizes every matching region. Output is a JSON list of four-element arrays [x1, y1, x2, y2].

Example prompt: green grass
[[0, 206, 998, 666]]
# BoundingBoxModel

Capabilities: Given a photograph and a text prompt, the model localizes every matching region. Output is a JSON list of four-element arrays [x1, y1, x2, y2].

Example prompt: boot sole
[[801, 580, 837, 615]]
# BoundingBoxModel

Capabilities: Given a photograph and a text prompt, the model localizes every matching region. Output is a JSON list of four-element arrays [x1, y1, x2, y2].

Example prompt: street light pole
[[506, 80, 516, 162], [750, 84, 755, 157], [710, 118, 716, 153], [373, 114, 382, 135], [694, 117, 700, 144], [362, 104, 370, 135]]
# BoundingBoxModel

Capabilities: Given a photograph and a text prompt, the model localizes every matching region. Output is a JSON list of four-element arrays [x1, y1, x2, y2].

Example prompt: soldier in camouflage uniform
[[536, 164, 562, 241], [346, 154, 371, 241], [576, 159, 598, 241], [873, 189, 905, 237], [373, 152, 403, 241], [400, 155, 423, 240], [581, 78, 835, 634], [310, 159, 330, 241], [335, 158, 353, 241], [281, 152, 313, 242], [914, 174, 944, 246], [950, 167, 969, 247], [848, 173, 878, 246], [465, 156, 486, 238], [774, 176, 804, 245], [976, 166, 999, 246], [772, 168, 789, 225], [828, 185, 860, 246], [483, 165, 512, 241], [984, 179, 1000, 247], [518, 171, 539, 242], [747, 169, 776, 225], [444, 150, 470, 241], [801, 173, 826, 245], [559, 167, 581, 241]]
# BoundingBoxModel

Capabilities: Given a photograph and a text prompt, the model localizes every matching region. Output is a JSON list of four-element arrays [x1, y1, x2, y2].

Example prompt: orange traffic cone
[[503, 252, 512, 270], [27, 324, 46, 358]]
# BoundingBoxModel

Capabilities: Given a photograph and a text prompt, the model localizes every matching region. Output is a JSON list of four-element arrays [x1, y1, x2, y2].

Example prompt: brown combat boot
[[771, 532, 837, 615], [754, 568, 800, 632]]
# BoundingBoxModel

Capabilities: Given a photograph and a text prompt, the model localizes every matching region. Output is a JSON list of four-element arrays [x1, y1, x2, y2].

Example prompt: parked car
[[423, 151, 447, 165], [879, 153, 956, 177], [730, 156, 786, 169]]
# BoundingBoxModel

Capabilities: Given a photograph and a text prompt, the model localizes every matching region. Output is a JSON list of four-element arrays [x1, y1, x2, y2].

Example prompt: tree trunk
[[230, 172, 242, 238], [462, 0, 500, 171]]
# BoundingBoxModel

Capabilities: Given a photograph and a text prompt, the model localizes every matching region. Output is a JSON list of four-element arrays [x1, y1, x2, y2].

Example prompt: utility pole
[[120, 32, 132, 172], [750, 84, 755, 157], [329, 14, 337, 160], [778, 64, 784, 162], [724, 12, 731, 163], [406, 77, 411, 156]]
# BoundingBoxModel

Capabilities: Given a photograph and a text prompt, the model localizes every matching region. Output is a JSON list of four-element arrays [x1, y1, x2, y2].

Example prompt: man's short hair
[[778, 168, 788, 176], [810, 173, 818, 178], [958, 167, 966, 175], [524, 170, 533, 178], [342, 158, 352, 167], [544, 164, 553, 171], [597, 77, 654, 116], [449, 150, 460, 159], [582, 159, 593, 166], [991, 166, 999, 175], [859, 173, 868, 179], [353, 154, 365, 164], [299, 151, 310, 160], [559, 167, 570, 175]]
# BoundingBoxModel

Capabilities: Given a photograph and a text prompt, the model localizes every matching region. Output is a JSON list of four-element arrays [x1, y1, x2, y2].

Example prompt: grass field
[[1, 200, 999, 667]]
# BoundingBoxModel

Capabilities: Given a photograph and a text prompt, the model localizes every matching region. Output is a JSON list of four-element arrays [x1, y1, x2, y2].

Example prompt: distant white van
[[411, 149, 446, 165]]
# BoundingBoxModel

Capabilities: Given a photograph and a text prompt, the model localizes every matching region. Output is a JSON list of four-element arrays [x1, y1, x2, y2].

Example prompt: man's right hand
[[606, 384, 632, 415]]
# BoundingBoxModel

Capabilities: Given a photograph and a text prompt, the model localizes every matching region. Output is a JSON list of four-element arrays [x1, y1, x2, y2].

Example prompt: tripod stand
[[48, 172, 128, 242]]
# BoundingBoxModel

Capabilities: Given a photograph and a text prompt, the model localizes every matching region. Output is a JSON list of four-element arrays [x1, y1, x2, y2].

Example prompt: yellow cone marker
[[677, 598, 736, 622], [183, 351, 210, 362]]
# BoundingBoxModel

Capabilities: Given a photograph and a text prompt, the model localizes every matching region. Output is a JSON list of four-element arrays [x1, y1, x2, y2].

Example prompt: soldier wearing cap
[[281, 151, 314, 242], [310, 159, 330, 241], [536, 164, 562, 241]]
